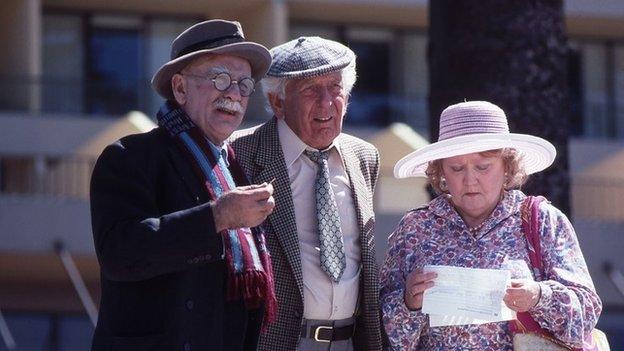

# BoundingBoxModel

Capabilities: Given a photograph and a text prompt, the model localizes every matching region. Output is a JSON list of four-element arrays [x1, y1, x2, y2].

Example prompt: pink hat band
[[438, 104, 510, 141]]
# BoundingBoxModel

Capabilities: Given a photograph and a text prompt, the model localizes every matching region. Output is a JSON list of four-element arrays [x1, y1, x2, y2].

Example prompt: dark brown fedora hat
[[151, 19, 271, 100]]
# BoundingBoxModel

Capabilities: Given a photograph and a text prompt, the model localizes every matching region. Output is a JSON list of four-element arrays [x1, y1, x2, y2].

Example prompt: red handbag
[[509, 196, 607, 351]]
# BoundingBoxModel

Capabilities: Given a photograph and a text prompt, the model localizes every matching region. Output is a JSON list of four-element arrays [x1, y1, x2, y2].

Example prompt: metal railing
[[0, 310, 16, 350], [605, 262, 624, 299], [0, 240, 99, 350], [0, 155, 97, 200], [54, 241, 98, 327], [571, 177, 624, 220]]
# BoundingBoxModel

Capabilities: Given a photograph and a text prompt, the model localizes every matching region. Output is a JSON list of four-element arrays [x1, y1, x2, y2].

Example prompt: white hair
[[260, 61, 357, 114]]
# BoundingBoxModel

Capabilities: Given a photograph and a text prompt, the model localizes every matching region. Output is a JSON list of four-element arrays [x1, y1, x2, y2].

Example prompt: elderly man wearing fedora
[[380, 101, 602, 350], [90, 20, 277, 351], [231, 37, 383, 351]]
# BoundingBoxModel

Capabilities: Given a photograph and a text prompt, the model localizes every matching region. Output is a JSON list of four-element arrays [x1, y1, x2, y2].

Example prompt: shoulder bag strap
[[521, 195, 547, 280]]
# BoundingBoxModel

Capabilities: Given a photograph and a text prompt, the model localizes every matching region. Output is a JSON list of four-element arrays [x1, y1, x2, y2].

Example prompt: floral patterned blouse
[[380, 190, 602, 350]]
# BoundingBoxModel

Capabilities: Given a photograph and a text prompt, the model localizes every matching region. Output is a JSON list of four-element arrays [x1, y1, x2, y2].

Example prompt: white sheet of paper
[[428, 300, 516, 327], [422, 265, 512, 324]]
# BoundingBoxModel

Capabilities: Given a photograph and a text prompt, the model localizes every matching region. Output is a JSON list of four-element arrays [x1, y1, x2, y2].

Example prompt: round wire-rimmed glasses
[[183, 72, 255, 97]]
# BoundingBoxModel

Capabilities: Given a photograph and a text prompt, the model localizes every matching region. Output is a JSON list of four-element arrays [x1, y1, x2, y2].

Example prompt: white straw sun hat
[[394, 101, 557, 179]]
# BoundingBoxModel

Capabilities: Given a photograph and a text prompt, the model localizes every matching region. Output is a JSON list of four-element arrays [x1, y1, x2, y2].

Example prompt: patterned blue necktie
[[304, 150, 346, 282]]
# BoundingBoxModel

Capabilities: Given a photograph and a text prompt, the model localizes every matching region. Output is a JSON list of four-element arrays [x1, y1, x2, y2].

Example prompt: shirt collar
[[277, 118, 343, 169], [206, 138, 230, 167]]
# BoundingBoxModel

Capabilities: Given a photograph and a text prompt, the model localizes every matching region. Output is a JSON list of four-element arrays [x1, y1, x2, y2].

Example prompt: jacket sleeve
[[379, 214, 429, 350], [528, 203, 603, 347], [90, 140, 224, 282]]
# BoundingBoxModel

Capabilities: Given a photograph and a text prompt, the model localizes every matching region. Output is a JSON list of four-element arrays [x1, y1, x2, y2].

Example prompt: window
[[345, 28, 393, 126], [42, 12, 201, 118], [582, 42, 609, 137], [87, 15, 143, 115], [570, 39, 624, 139], [42, 14, 84, 113], [616, 45, 624, 137]]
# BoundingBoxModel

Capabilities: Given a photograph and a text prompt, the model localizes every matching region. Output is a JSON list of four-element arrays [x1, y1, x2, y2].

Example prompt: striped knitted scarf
[[157, 100, 276, 327]]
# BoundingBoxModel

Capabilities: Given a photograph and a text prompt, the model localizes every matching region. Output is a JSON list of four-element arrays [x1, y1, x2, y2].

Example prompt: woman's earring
[[440, 177, 448, 192]]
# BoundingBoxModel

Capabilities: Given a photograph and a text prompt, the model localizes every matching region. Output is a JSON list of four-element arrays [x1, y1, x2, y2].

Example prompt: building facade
[[1, 0, 623, 349]]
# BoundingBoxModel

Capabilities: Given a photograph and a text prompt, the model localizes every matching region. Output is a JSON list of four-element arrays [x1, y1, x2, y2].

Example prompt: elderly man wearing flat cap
[[90, 19, 277, 351], [231, 36, 383, 351]]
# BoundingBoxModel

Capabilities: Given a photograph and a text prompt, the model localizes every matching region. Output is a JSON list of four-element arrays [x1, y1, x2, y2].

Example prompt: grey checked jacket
[[230, 117, 383, 351]]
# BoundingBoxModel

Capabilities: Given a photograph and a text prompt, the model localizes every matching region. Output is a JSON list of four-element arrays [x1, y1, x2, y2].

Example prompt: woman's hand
[[503, 279, 541, 312], [404, 269, 437, 310]]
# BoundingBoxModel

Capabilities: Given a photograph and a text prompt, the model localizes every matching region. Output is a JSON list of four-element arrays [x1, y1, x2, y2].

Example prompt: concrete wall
[[574, 219, 624, 307], [0, 195, 93, 254], [0, 0, 41, 112], [0, 112, 111, 156], [569, 138, 624, 221]]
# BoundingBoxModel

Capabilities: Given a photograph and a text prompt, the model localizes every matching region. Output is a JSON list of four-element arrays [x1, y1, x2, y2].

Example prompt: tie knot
[[304, 150, 329, 164]]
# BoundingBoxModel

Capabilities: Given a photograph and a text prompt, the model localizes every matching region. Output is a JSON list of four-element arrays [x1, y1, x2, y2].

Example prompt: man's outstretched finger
[[245, 184, 273, 199], [240, 182, 270, 191]]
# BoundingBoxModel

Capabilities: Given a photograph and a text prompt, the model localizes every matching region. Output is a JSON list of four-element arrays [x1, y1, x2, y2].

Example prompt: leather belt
[[301, 323, 355, 343]]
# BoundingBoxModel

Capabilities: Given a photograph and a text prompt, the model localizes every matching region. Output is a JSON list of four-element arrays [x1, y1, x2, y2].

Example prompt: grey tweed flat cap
[[267, 36, 355, 79]]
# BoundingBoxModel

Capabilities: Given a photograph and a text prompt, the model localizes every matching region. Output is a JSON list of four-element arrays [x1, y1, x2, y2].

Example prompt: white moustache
[[214, 99, 244, 114]]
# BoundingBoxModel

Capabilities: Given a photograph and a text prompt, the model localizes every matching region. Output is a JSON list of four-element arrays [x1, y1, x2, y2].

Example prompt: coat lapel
[[164, 134, 210, 204], [253, 119, 305, 296], [339, 137, 375, 253]]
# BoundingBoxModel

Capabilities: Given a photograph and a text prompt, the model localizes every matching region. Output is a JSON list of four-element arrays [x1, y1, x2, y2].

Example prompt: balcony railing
[[0, 155, 96, 200], [572, 177, 624, 221]]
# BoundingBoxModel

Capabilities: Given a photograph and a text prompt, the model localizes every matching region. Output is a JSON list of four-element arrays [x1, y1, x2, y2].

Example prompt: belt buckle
[[313, 326, 333, 343]]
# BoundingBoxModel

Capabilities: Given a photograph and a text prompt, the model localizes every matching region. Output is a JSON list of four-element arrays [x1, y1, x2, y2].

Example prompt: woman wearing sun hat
[[379, 101, 602, 350]]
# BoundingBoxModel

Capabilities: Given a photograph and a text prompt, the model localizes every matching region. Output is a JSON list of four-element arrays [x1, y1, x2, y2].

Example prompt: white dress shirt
[[277, 118, 361, 320]]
